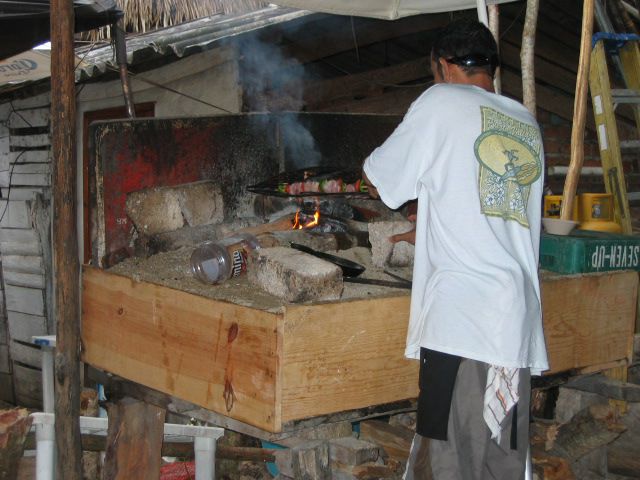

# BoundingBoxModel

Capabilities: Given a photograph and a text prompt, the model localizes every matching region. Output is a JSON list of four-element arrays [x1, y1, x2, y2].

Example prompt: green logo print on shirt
[[473, 106, 542, 227]]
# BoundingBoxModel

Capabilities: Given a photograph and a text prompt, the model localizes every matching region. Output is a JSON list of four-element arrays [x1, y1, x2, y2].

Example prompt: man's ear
[[439, 58, 450, 83]]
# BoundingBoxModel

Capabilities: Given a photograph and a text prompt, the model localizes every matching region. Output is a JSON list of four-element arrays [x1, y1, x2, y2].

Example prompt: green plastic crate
[[540, 230, 640, 274]]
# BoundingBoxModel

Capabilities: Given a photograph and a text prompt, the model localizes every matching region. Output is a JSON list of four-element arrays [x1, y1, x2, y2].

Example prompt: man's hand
[[390, 228, 416, 245], [362, 170, 379, 199]]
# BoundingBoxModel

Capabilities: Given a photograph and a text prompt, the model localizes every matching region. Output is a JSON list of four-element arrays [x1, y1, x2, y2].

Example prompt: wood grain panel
[[542, 271, 638, 374], [281, 296, 418, 422], [81, 267, 281, 431]]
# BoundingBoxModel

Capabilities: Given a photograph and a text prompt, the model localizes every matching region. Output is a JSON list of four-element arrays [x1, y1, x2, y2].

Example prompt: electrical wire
[[103, 63, 235, 114]]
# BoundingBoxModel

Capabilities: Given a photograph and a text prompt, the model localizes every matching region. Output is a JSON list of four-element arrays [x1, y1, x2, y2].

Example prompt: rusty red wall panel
[[89, 113, 400, 266]]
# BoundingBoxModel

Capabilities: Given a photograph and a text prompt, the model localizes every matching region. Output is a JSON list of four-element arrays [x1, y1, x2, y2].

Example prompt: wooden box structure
[[82, 114, 639, 434], [82, 267, 638, 433]]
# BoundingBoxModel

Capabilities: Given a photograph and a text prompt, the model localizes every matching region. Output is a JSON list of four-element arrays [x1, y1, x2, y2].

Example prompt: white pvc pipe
[[30, 413, 224, 480], [34, 417, 55, 480], [194, 436, 216, 480], [41, 347, 54, 414]]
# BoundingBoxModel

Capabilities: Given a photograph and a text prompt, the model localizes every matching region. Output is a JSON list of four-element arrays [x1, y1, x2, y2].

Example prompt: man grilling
[[363, 19, 548, 479]]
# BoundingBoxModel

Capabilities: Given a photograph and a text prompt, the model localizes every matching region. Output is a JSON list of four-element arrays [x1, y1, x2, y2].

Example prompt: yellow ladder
[[589, 33, 640, 234]]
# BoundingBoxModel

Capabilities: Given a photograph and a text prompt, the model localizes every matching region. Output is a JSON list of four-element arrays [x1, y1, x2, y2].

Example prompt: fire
[[292, 209, 320, 229]]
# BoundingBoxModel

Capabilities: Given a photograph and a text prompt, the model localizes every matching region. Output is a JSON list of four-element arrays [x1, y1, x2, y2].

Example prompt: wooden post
[[103, 398, 166, 480], [50, 0, 83, 479], [521, 0, 540, 116], [560, 0, 595, 220], [488, 4, 501, 94]]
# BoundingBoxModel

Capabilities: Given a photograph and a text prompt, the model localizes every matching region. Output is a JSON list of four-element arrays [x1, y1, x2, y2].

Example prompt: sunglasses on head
[[445, 54, 499, 70]]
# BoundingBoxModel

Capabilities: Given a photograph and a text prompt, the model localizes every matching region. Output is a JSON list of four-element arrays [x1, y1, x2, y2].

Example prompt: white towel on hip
[[483, 366, 520, 442]]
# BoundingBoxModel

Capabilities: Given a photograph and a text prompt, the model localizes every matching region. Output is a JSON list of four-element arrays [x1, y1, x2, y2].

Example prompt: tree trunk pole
[[488, 4, 501, 94], [560, 0, 595, 220], [50, 0, 83, 479], [521, 0, 539, 116]]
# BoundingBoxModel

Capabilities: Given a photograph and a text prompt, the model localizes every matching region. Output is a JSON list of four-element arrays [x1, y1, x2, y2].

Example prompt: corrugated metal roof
[[75, 5, 313, 81]]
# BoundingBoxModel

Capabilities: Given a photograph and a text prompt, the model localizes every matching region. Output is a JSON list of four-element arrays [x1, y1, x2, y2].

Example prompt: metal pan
[[290, 243, 366, 277]]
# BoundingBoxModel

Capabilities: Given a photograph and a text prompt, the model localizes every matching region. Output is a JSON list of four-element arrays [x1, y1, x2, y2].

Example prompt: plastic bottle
[[190, 233, 260, 284]]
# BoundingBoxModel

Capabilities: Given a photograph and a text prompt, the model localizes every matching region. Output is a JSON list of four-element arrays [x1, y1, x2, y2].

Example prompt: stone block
[[274, 439, 331, 480], [174, 181, 224, 227], [359, 420, 413, 461], [126, 181, 223, 235], [388, 412, 417, 431], [555, 386, 608, 424], [368, 221, 415, 268], [329, 437, 379, 466], [126, 188, 184, 235], [248, 247, 343, 303], [294, 421, 354, 441], [331, 461, 397, 480]]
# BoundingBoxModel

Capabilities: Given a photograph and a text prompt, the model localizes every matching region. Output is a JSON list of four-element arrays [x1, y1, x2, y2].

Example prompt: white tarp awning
[[272, 0, 518, 20]]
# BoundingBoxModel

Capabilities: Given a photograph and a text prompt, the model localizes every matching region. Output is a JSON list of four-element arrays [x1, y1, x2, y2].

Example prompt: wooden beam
[[315, 86, 422, 114], [266, 57, 430, 111], [281, 14, 449, 65], [560, 0, 594, 221], [24, 433, 278, 462], [521, 0, 540, 115], [50, 0, 82, 478]]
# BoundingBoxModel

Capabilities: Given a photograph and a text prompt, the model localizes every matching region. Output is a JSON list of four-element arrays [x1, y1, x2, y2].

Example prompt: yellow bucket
[[577, 193, 622, 233], [543, 195, 578, 220]]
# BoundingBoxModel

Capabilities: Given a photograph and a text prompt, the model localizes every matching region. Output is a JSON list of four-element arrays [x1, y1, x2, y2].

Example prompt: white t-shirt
[[364, 83, 549, 373]]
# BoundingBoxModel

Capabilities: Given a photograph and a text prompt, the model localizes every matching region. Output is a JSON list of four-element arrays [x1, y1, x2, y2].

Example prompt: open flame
[[292, 209, 320, 229]]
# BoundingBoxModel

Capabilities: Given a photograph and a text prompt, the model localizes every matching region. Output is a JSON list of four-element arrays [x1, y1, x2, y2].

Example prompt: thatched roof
[[83, 0, 269, 39], [120, 0, 269, 32]]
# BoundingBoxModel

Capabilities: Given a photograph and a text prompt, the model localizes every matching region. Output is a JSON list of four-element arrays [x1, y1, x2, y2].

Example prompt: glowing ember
[[292, 209, 320, 229]]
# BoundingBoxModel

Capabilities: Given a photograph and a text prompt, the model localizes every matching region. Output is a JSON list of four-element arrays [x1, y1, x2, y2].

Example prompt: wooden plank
[[317, 86, 421, 114], [11, 163, 49, 174], [3, 271, 45, 289], [0, 227, 41, 255], [9, 339, 40, 368], [12, 363, 42, 408], [287, 57, 429, 110], [541, 271, 638, 374], [0, 187, 44, 201], [5, 285, 45, 317], [281, 295, 418, 423], [8, 108, 50, 129], [1, 254, 44, 274], [9, 92, 50, 110], [0, 345, 10, 374], [103, 398, 165, 480], [9, 134, 50, 148], [0, 200, 31, 229], [6, 311, 47, 343], [0, 373, 15, 404], [0, 170, 50, 187], [81, 267, 281, 432], [8, 150, 50, 164], [500, 41, 576, 96]]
